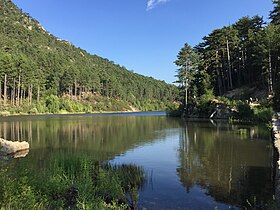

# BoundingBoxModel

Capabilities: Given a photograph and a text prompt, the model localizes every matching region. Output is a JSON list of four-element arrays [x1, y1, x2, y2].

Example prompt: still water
[[0, 112, 274, 209]]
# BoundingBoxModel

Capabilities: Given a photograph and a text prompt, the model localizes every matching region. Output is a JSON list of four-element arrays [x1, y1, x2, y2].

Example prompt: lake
[[0, 112, 275, 209]]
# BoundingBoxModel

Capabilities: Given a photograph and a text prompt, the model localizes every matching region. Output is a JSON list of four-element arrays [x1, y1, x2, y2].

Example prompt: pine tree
[[270, 0, 280, 25]]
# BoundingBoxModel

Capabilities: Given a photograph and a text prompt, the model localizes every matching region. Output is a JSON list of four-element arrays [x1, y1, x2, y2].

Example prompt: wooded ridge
[[0, 0, 179, 114]]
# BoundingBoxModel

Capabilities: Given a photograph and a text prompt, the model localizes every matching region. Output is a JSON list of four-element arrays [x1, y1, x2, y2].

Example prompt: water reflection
[[0, 115, 274, 209], [0, 114, 180, 161], [177, 120, 274, 208]]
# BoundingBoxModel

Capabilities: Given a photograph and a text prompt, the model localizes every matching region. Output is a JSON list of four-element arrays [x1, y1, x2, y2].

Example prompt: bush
[[235, 103, 254, 120], [273, 80, 280, 111], [253, 107, 274, 122], [35, 102, 47, 113], [199, 89, 215, 103], [46, 95, 60, 113], [28, 107, 38, 114], [60, 99, 74, 112]]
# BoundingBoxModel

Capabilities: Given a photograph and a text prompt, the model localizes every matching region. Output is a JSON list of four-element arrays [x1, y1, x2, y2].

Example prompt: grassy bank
[[0, 155, 145, 209]]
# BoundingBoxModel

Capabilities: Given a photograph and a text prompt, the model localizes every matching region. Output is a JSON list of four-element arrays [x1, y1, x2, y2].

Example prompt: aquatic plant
[[0, 155, 146, 209]]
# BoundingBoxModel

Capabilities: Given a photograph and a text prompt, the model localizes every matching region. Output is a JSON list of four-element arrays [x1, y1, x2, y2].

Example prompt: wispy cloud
[[146, 0, 170, 11]]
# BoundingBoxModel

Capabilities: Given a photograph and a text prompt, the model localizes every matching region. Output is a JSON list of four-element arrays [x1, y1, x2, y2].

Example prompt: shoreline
[[0, 110, 167, 118], [272, 113, 280, 209]]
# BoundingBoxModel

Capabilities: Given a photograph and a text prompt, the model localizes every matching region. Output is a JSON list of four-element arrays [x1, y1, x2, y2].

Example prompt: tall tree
[[270, 0, 280, 25], [196, 26, 239, 95], [233, 16, 264, 85], [175, 43, 201, 114], [0, 50, 13, 106]]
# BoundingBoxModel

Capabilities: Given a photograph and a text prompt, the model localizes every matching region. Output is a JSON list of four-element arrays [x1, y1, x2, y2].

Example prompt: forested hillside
[[0, 0, 178, 114], [175, 0, 280, 117]]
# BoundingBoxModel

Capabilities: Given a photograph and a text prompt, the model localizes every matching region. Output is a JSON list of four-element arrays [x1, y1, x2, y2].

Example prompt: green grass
[[0, 155, 146, 209]]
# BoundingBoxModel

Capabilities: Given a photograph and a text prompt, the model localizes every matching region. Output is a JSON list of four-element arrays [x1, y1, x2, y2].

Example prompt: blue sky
[[13, 0, 274, 84]]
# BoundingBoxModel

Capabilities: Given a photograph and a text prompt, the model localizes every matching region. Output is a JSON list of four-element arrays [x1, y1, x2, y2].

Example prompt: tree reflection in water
[[0, 115, 275, 209], [177, 120, 275, 209]]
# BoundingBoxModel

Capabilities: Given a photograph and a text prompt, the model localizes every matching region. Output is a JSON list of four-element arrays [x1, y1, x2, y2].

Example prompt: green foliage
[[34, 102, 47, 113], [0, 155, 145, 209], [45, 95, 60, 113], [270, 0, 280, 25], [28, 107, 38, 114], [175, 4, 280, 118], [199, 89, 215, 104], [0, 168, 48, 209], [235, 103, 254, 120], [194, 90, 216, 115], [253, 106, 274, 122], [0, 0, 179, 113], [60, 99, 85, 113], [273, 76, 280, 111], [233, 102, 273, 122]]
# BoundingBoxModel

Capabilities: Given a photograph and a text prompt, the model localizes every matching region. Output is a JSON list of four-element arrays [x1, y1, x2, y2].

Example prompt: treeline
[[0, 0, 178, 113], [175, 0, 280, 112]]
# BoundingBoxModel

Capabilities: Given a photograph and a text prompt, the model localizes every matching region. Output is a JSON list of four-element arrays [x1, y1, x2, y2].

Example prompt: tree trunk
[[184, 59, 189, 116], [28, 85, 30, 105], [216, 51, 223, 95], [28, 84, 33, 105], [11, 78, 15, 106], [79, 86, 82, 99], [4, 74, 7, 106], [37, 85, 40, 103], [226, 39, 233, 89], [268, 49, 274, 96], [237, 48, 241, 87], [221, 50, 227, 91], [74, 79, 77, 97], [17, 75, 21, 106], [20, 86, 24, 105], [69, 86, 72, 96], [241, 49, 246, 82]]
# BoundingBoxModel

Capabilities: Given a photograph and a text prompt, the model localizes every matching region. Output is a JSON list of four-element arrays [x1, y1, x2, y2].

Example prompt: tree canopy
[[0, 0, 179, 112], [175, 4, 280, 112]]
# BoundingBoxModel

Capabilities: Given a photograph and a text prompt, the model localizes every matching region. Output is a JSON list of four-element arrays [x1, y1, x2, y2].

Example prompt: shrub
[[28, 107, 38, 114], [46, 95, 60, 113], [35, 102, 47, 113], [199, 89, 215, 103], [253, 107, 274, 122], [235, 103, 254, 120], [60, 99, 74, 112]]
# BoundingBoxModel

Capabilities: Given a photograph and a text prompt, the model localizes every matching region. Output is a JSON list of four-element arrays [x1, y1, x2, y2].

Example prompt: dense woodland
[[0, 0, 179, 114], [175, 0, 280, 114]]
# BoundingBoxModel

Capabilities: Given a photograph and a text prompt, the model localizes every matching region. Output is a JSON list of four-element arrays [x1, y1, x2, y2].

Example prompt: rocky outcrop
[[0, 138, 29, 158], [272, 113, 280, 209]]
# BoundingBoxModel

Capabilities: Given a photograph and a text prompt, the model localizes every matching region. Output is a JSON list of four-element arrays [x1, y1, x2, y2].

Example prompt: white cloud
[[146, 0, 170, 11]]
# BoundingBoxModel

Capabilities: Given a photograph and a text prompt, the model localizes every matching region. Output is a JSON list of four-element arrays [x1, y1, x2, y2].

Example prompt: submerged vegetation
[[0, 155, 146, 209]]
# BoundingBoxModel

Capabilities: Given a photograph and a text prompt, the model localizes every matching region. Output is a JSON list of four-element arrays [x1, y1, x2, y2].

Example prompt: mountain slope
[[0, 0, 178, 112]]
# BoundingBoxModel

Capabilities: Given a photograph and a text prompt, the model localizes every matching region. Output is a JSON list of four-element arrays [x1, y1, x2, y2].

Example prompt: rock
[[0, 149, 29, 160], [12, 149, 29, 158], [0, 138, 29, 155]]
